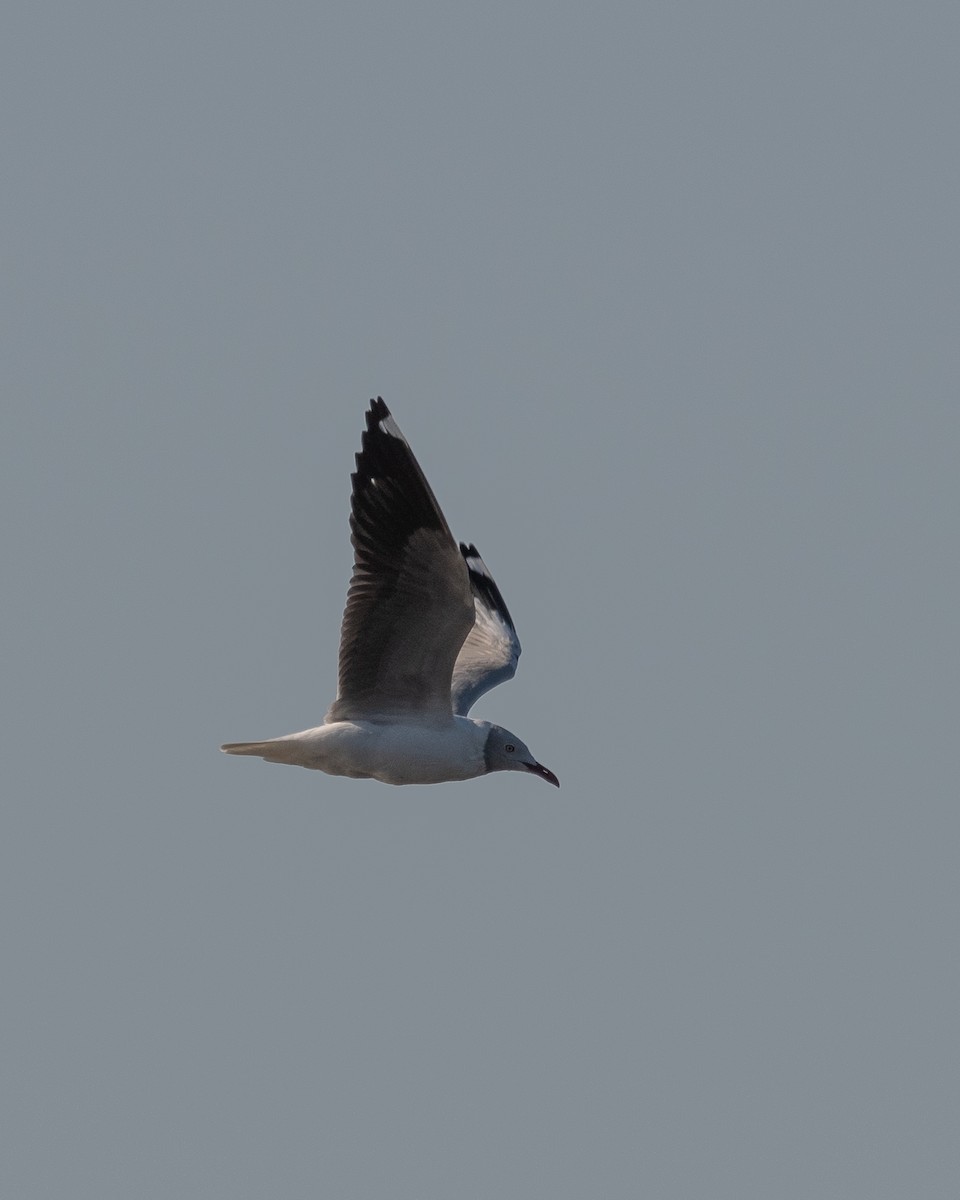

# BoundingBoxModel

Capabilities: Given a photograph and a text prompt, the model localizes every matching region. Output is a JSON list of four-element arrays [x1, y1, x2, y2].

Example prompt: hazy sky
[[4, 3, 959, 1197]]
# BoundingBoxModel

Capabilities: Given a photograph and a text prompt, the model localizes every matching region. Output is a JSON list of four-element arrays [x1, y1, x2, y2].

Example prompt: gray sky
[[3, 3, 959, 1197]]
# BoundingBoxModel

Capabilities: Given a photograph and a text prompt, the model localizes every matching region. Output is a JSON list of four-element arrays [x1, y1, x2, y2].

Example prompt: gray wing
[[450, 543, 521, 716], [326, 399, 475, 722]]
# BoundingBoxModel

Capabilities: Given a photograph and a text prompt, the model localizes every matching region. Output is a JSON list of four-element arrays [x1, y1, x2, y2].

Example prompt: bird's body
[[222, 715, 491, 785], [221, 398, 558, 789]]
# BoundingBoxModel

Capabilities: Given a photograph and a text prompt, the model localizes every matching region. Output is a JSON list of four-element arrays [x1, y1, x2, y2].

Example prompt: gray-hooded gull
[[221, 398, 559, 788]]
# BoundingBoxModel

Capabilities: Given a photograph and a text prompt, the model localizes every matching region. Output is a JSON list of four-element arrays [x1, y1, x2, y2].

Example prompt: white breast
[[274, 717, 489, 785]]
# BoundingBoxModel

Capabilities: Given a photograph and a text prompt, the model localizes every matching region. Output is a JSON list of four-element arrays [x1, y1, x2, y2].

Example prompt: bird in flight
[[221, 398, 558, 788]]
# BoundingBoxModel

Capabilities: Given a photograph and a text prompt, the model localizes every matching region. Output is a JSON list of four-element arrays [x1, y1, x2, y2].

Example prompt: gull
[[221, 397, 559, 788]]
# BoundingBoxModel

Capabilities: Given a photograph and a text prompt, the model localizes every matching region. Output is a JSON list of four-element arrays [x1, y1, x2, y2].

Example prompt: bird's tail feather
[[220, 740, 303, 765]]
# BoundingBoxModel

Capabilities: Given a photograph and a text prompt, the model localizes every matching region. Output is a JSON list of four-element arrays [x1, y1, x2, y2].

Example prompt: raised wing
[[326, 399, 475, 722], [450, 543, 521, 716]]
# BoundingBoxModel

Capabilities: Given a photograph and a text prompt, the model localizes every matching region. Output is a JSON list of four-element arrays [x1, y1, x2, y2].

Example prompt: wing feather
[[326, 399, 474, 722], [451, 543, 521, 715]]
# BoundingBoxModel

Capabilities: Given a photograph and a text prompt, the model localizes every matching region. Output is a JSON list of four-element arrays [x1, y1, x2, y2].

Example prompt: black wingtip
[[350, 396, 447, 539], [367, 396, 390, 425], [459, 543, 516, 632]]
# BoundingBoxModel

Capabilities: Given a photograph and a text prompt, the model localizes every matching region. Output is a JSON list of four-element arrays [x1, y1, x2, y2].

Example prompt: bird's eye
[[505, 744, 515, 753]]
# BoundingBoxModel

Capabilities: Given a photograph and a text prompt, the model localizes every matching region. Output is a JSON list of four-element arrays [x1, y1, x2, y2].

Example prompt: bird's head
[[482, 724, 559, 788]]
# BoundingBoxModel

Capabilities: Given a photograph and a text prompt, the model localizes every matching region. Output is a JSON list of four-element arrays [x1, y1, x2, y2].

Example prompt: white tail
[[220, 740, 304, 765]]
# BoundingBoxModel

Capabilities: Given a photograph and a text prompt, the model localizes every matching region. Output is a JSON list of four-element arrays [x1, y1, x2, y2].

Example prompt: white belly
[[267, 716, 489, 785]]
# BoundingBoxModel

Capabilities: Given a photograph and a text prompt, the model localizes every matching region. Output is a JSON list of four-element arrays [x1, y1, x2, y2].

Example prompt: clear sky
[[3, 3, 959, 1197]]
